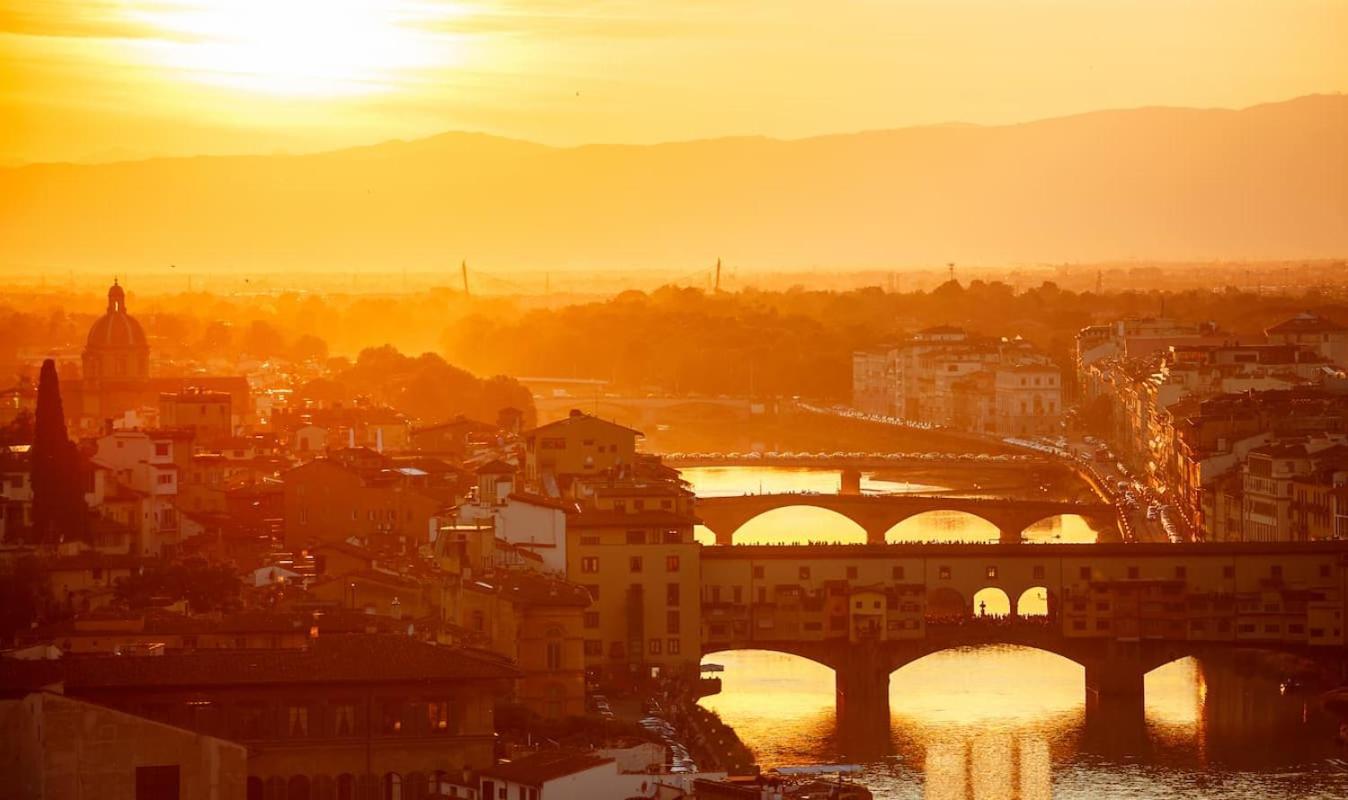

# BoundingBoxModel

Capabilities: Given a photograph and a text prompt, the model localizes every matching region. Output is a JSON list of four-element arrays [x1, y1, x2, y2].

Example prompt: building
[[479, 752, 618, 800], [61, 281, 252, 434], [1265, 312, 1348, 367], [79, 280, 150, 424], [852, 326, 1062, 434], [0, 634, 520, 795], [282, 452, 447, 550], [523, 411, 642, 485], [160, 388, 233, 443], [0, 691, 247, 800], [566, 482, 702, 681]]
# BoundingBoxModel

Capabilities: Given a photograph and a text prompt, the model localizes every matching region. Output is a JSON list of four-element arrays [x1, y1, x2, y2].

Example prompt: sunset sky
[[1, 0, 1345, 164]]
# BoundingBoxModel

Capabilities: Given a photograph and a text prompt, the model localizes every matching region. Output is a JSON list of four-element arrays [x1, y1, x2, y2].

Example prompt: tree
[[29, 359, 86, 545], [114, 558, 242, 614], [0, 557, 52, 645]]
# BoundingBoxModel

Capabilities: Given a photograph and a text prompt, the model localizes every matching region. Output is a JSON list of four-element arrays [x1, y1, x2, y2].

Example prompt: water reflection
[[700, 648, 1348, 799]]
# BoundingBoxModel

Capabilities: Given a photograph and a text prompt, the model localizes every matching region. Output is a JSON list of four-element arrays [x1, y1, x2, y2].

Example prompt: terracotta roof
[[524, 412, 643, 438], [480, 751, 614, 786], [1266, 312, 1348, 335], [0, 635, 519, 691], [475, 459, 517, 475]]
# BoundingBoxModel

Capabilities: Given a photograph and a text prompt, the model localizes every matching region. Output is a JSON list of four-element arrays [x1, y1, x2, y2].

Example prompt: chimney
[[569, 408, 583, 418]]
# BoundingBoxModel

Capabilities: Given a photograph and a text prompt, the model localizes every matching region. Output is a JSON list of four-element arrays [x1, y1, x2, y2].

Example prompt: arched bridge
[[698, 541, 1348, 736], [695, 493, 1119, 544]]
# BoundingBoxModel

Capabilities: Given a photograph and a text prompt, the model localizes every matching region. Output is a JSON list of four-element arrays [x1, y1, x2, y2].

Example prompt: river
[[686, 466, 1348, 799]]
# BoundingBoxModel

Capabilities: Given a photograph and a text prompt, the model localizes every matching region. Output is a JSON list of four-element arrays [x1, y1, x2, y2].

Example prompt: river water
[[687, 466, 1348, 799]]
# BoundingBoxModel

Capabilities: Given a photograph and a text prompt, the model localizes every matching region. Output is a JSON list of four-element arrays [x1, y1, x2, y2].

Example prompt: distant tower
[[461, 260, 470, 297], [714, 258, 722, 293], [1096, 270, 1102, 294]]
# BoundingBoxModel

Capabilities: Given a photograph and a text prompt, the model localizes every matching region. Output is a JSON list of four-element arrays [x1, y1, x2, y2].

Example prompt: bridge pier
[[835, 641, 891, 749], [998, 524, 1024, 544], [1083, 648, 1146, 724]]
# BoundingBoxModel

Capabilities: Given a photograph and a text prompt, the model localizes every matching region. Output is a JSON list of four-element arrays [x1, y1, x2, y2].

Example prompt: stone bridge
[[695, 493, 1119, 544], [698, 541, 1348, 737]]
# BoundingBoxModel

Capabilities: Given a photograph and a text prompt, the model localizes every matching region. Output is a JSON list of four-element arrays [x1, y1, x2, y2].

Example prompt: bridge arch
[[722, 505, 868, 545], [883, 509, 1001, 544], [973, 587, 1012, 617], [1015, 586, 1053, 617], [1020, 513, 1103, 544]]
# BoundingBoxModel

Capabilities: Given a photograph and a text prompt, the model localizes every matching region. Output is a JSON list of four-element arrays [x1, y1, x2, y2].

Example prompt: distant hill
[[2, 95, 1344, 272]]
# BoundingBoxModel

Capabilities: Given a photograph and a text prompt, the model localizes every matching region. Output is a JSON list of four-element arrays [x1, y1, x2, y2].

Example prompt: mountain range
[[2, 94, 1344, 273]]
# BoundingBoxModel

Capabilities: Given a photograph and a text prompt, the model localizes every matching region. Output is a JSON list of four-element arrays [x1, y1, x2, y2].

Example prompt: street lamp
[[391, 596, 402, 619]]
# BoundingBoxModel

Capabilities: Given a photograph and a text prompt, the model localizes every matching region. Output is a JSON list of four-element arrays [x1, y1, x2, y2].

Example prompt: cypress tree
[[29, 359, 84, 545]]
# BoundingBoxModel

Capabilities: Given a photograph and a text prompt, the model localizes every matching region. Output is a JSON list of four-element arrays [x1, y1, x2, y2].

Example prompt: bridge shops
[[697, 542, 1348, 733]]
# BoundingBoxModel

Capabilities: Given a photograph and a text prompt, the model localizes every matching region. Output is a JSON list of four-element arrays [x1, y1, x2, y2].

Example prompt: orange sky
[[2, 0, 1345, 164]]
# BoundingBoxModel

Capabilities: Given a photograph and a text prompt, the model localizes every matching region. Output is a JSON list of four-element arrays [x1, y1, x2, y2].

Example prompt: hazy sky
[[2, 0, 1344, 164]]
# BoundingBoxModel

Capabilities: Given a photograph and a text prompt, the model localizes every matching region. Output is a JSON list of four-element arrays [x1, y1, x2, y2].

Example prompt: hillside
[[2, 95, 1344, 272]]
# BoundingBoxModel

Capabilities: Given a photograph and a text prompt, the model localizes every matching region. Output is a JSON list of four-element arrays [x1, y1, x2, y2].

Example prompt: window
[[427, 701, 452, 732], [666, 583, 680, 606], [668, 638, 681, 655], [287, 705, 309, 737], [666, 555, 680, 572], [584, 639, 603, 656], [153, 443, 170, 457], [135, 765, 180, 800], [1079, 566, 1091, 580], [847, 566, 858, 579], [985, 566, 998, 579], [799, 566, 811, 580], [333, 703, 356, 737], [626, 530, 644, 545], [1127, 566, 1140, 579], [1223, 565, 1235, 578], [629, 556, 643, 573], [892, 566, 905, 580], [663, 529, 681, 543], [546, 642, 562, 671], [667, 610, 681, 634], [1175, 566, 1187, 579], [381, 702, 404, 734], [1032, 565, 1045, 580], [580, 536, 600, 546], [753, 566, 765, 579], [649, 639, 663, 655], [939, 566, 951, 580], [583, 611, 599, 629], [581, 557, 599, 574], [732, 586, 743, 604], [157, 474, 173, 486]]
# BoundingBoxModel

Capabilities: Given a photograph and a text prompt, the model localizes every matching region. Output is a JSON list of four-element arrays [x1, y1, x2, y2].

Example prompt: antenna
[[947, 262, 955, 283], [461, 260, 470, 297]]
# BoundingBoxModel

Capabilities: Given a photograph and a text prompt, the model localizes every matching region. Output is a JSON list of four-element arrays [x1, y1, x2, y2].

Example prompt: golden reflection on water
[[700, 649, 1212, 782]]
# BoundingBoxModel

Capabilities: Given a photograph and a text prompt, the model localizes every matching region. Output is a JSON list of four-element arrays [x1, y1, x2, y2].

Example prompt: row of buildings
[[852, 325, 1064, 437], [1076, 313, 1348, 541], [1, 283, 724, 798]]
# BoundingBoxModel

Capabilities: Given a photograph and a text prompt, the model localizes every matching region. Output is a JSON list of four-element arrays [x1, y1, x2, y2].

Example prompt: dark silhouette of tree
[[0, 557, 53, 646], [29, 359, 86, 545], [114, 558, 242, 614]]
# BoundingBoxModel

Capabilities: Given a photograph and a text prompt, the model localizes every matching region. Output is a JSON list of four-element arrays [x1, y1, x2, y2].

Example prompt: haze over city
[[3, 2, 1348, 800]]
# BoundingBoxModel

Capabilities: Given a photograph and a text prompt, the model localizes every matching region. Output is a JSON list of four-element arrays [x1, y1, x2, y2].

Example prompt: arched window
[[382, 772, 402, 800]]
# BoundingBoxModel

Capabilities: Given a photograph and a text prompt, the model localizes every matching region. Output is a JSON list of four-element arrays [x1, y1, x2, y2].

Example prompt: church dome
[[86, 280, 148, 350]]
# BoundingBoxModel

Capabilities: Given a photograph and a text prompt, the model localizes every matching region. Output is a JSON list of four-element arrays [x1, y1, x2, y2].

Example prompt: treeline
[[299, 346, 536, 427], [442, 282, 1348, 400], [2, 280, 1344, 403]]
